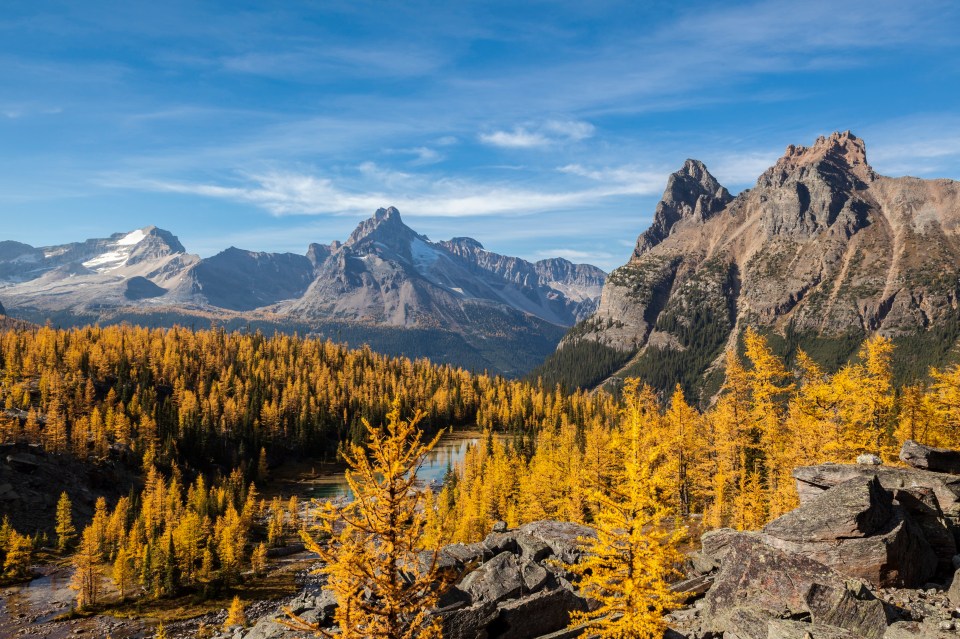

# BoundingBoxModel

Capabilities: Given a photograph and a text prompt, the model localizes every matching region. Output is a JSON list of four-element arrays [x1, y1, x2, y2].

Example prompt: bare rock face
[[701, 534, 889, 638], [760, 476, 937, 587], [545, 131, 960, 399], [764, 476, 893, 542], [900, 440, 960, 475]]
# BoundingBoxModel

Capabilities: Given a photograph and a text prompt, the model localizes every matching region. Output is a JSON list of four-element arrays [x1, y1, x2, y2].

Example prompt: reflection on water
[[306, 431, 479, 501]]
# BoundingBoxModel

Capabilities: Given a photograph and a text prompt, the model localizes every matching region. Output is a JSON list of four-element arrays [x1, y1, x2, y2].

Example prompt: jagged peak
[[632, 159, 733, 258], [771, 130, 874, 182], [346, 206, 413, 246], [446, 237, 485, 251]]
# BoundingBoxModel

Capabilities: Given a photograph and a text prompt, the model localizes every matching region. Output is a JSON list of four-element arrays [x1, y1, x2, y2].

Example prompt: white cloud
[[543, 120, 595, 141], [131, 163, 665, 219], [479, 128, 551, 148], [479, 119, 595, 148]]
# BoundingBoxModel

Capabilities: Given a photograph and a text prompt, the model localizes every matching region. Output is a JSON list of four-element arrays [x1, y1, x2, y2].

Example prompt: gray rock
[[492, 521, 508, 533], [519, 559, 549, 593], [948, 569, 960, 606], [440, 601, 497, 639], [806, 581, 888, 639], [458, 552, 526, 604], [793, 465, 960, 523], [892, 487, 957, 574], [767, 619, 862, 639], [687, 550, 720, 575], [490, 588, 589, 639], [482, 531, 520, 557], [722, 606, 774, 639], [702, 534, 888, 638], [900, 440, 960, 475], [515, 533, 552, 563], [701, 527, 746, 564], [762, 476, 938, 587], [858, 454, 883, 466], [764, 476, 893, 542], [516, 520, 596, 564]]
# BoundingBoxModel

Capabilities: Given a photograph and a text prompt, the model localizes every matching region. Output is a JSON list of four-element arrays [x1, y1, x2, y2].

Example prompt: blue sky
[[1, 0, 959, 271]]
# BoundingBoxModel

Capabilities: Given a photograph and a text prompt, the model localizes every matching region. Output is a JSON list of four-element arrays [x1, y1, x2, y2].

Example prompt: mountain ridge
[[0, 209, 605, 376], [535, 131, 960, 398]]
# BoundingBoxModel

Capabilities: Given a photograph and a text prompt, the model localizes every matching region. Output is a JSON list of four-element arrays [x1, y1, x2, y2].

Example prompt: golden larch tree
[[55, 491, 76, 553], [566, 379, 685, 639], [285, 401, 447, 639]]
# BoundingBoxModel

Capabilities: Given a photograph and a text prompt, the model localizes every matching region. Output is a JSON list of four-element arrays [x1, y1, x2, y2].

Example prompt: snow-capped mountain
[[0, 211, 606, 374]]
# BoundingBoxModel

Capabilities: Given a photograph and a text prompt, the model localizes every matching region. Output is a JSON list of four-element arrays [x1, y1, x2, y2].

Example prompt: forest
[[2, 323, 960, 635]]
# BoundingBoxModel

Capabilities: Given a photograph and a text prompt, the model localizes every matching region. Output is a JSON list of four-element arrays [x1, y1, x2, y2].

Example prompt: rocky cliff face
[[280, 208, 604, 356], [542, 131, 960, 397]]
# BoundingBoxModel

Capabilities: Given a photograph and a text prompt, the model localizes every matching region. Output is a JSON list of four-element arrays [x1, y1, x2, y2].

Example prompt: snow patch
[[410, 238, 441, 275], [117, 229, 147, 246], [82, 250, 129, 270]]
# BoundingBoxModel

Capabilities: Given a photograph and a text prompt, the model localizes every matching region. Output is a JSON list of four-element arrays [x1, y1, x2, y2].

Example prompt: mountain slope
[[0, 210, 605, 376], [536, 131, 960, 397]]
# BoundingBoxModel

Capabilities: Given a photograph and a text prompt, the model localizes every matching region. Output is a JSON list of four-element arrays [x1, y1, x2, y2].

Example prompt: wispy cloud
[[121, 162, 665, 219], [479, 119, 595, 148]]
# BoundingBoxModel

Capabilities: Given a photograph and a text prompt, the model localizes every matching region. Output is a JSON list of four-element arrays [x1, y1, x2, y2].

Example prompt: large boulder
[[487, 588, 588, 639], [761, 477, 938, 587], [899, 440, 960, 475], [767, 619, 862, 639], [457, 551, 550, 605], [892, 487, 957, 575], [793, 464, 960, 524], [764, 476, 892, 542], [516, 521, 596, 564], [245, 588, 337, 639], [702, 534, 889, 638]]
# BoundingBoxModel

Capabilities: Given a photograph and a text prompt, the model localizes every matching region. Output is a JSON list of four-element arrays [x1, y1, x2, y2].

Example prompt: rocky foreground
[[208, 439, 960, 639]]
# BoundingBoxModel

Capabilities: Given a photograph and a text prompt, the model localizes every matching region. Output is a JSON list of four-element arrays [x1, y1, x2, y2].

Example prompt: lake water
[[302, 430, 480, 501]]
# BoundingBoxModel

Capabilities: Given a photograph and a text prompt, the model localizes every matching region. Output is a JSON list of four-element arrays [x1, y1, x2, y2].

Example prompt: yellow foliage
[[566, 379, 685, 639], [287, 401, 447, 639]]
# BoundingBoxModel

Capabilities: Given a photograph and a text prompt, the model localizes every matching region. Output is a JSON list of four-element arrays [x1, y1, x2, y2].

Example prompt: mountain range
[[0, 208, 605, 376], [535, 131, 960, 400]]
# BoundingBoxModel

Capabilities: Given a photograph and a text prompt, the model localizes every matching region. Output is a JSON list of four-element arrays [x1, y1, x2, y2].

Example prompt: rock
[[492, 521, 508, 533], [948, 569, 960, 606], [899, 440, 960, 475], [767, 619, 862, 639], [764, 476, 893, 542], [439, 542, 492, 567], [440, 601, 498, 639], [488, 588, 588, 639], [672, 574, 715, 602], [687, 550, 720, 575], [515, 533, 552, 563], [763, 508, 936, 588], [482, 531, 520, 557], [700, 527, 745, 564], [722, 607, 774, 639], [793, 465, 960, 524], [458, 552, 545, 605], [762, 476, 938, 587], [5, 453, 39, 472], [884, 619, 955, 638], [702, 534, 888, 638], [892, 487, 957, 574], [806, 581, 888, 639], [858, 454, 883, 466], [516, 521, 595, 564]]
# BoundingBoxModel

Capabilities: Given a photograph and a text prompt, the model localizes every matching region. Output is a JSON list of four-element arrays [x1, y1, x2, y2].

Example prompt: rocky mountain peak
[[346, 206, 415, 247], [447, 237, 485, 251], [633, 159, 733, 257], [766, 130, 875, 186]]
